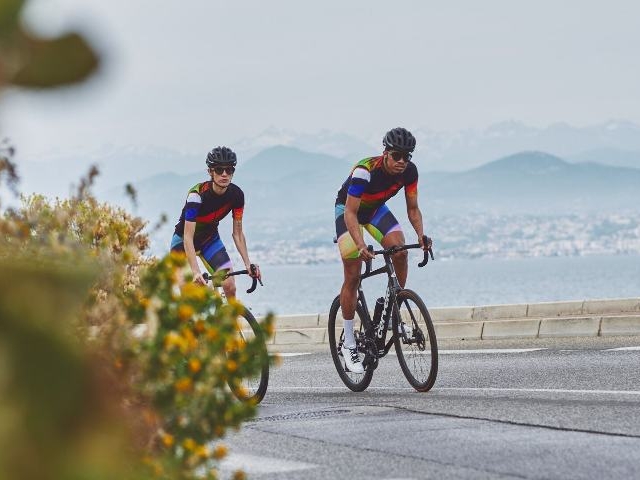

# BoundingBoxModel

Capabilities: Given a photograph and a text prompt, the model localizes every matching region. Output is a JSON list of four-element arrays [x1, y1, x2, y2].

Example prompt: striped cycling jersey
[[173, 181, 244, 249], [335, 156, 418, 223]]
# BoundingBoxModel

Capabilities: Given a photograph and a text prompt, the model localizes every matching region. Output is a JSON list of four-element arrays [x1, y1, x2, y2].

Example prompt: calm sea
[[236, 254, 640, 316]]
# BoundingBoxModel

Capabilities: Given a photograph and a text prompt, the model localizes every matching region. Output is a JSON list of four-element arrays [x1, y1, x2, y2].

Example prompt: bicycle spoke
[[327, 295, 374, 392], [394, 290, 438, 392]]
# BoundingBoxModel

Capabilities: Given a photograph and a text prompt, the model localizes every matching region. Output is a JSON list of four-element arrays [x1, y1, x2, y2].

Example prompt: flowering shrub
[[125, 253, 275, 478], [0, 176, 276, 479]]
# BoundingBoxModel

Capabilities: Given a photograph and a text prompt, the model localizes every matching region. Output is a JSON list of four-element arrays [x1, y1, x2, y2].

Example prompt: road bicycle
[[328, 237, 438, 392], [204, 266, 269, 403]]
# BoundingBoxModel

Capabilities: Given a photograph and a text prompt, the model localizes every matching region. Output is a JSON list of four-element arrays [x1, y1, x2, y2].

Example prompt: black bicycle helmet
[[206, 146, 237, 167], [383, 127, 416, 153]]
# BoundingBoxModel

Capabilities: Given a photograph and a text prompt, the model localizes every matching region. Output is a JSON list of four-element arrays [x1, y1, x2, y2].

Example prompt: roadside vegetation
[[1, 2, 275, 479]]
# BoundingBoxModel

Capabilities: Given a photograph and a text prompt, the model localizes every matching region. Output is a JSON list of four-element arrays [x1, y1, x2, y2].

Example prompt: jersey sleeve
[[232, 187, 245, 220], [346, 167, 370, 198], [184, 188, 202, 222], [404, 164, 419, 198]]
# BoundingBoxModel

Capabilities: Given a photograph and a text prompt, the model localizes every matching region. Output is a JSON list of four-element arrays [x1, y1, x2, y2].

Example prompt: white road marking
[[276, 352, 313, 357], [219, 453, 316, 474], [439, 348, 547, 354], [604, 346, 640, 351], [266, 386, 640, 396], [439, 387, 640, 396]]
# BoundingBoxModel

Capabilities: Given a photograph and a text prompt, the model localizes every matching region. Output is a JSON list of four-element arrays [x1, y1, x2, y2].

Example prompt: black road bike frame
[[352, 238, 434, 370]]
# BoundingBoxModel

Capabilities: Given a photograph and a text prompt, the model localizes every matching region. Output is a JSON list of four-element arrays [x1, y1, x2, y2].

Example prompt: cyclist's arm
[[232, 217, 261, 280], [405, 188, 427, 249], [183, 221, 206, 284]]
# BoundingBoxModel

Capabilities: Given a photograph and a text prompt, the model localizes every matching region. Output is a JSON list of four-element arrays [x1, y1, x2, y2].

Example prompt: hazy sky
[[2, 0, 640, 159]]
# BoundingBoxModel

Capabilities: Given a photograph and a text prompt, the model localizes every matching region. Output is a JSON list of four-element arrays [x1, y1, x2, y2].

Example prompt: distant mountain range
[[423, 151, 640, 214], [233, 120, 640, 172], [15, 120, 640, 201], [101, 147, 640, 232]]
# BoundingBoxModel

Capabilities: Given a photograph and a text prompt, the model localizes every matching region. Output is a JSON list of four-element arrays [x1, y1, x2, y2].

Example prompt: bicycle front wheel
[[393, 289, 438, 392], [227, 308, 269, 404], [327, 295, 374, 392]]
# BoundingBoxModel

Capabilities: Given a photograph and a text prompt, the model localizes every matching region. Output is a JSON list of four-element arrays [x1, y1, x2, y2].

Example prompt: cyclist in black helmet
[[334, 127, 432, 373], [171, 146, 261, 298]]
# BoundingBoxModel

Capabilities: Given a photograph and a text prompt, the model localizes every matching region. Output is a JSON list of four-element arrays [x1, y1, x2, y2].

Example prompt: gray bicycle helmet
[[383, 127, 416, 153], [206, 146, 237, 167]]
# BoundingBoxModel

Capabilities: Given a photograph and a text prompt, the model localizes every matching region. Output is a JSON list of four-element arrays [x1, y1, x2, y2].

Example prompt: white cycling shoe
[[341, 344, 364, 374]]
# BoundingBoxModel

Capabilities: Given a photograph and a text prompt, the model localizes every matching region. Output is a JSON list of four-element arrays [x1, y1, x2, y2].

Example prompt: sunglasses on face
[[211, 166, 235, 175], [388, 150, 412, 162]]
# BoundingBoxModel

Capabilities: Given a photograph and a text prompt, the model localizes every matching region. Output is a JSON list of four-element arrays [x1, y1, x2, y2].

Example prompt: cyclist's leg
[[200, 235, 236, 298], [335, 205, 365, 373], [365, 205, 408, 287], [335, 204, 363, 321]]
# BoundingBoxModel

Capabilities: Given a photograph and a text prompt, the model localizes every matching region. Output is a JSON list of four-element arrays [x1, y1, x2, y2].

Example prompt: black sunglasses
[[211, 166, 235, 175], [388, 150, 412, 162]]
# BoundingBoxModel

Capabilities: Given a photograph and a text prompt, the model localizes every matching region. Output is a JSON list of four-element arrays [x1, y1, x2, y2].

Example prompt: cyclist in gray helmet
[[334, 127, 432, 373], [171, 146, 261, 298]]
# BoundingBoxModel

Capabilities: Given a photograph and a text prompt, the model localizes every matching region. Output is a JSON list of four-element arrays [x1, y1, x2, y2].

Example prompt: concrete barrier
[[538, 317, 600, 338], [600, 315, 640, 336], [265, 297, 640, 347]]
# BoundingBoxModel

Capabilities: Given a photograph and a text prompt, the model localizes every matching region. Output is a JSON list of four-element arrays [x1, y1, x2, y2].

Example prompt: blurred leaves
[[0, 138, 18, 199], [0, 0, 99, 89]]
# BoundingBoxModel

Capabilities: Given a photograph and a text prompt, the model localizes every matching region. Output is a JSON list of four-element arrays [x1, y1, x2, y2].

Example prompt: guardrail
[[261, 298, 640, 346]]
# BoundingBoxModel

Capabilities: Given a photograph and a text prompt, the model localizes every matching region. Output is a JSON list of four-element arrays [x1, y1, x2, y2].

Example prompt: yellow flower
[[161, 432, 175, 448], [174, 377, 193, 393], [188, 358, 202, 374], [225, 337, 239, 351], [194, 319, 206, 334], [178, 304, 195, 322], [182, 327, 198, 351], [164, 331, 187, 352], [234, 385, 249, 399], [182, 438, 196, 451], [196, 444, 211, 459], [212, 444, 228, 460], [181, 282, 207, 301], [226, 359, 238, 372]]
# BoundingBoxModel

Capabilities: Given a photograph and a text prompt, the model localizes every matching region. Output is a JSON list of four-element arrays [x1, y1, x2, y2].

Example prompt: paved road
[[218, 337, 640, 479]]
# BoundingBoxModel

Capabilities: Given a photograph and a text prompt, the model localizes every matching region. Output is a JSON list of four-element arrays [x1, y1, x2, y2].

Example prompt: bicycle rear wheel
[[393, 289, 438, 392], [327, 295, 374, 392], [227, 307, 269, 404]]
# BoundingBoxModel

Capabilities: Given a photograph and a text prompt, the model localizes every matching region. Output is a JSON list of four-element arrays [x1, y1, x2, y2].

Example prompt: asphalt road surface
[[217, 337, 640, 479]]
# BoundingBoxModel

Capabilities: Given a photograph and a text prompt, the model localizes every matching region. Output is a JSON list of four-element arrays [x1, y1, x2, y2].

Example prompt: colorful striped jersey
[[335, 156, 418, 223], [173, 181, 244, 249]]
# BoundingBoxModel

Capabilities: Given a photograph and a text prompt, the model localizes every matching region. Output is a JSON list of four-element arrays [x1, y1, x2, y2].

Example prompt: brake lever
[[418, 236, 435, 267], [246, 264, 261, 294]]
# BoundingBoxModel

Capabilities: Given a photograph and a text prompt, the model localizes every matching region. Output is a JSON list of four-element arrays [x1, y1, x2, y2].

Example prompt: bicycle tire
[[393, 289, 438, 392], [227, 307, 269, 404], [327, 295, 374, 392]]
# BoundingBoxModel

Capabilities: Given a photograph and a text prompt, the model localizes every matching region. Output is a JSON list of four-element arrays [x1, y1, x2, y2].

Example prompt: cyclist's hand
[[419, 235, 433, 251], [248, 263, 262, 281], [193, 272, 207, 285], [358, 246, 375, 261]]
